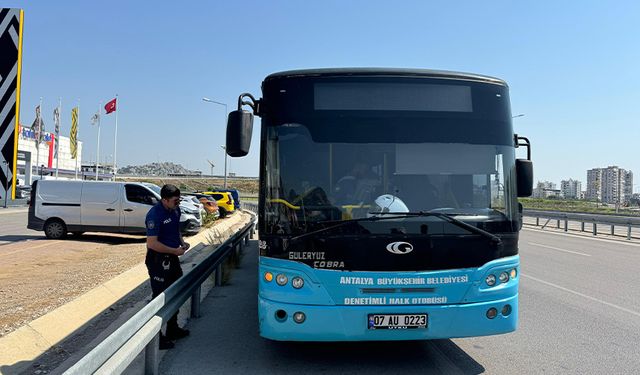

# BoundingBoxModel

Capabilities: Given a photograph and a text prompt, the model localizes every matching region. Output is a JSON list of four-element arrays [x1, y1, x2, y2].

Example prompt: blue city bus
[[226, 68, 533, 341]]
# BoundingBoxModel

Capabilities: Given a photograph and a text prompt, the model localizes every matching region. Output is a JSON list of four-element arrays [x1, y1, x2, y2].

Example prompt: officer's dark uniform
[[145, 202, 183, 335]]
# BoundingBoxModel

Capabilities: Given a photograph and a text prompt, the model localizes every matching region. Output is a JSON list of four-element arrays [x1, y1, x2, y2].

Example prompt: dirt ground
[[0, 213, 249, 338], [0, 233, 149, 337]]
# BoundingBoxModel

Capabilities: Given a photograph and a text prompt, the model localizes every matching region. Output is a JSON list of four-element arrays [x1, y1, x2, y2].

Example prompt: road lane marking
[[523, 227, 640, 248], [527, 242, 591, 257], [522, 274, 640, 318], [0, 241, 57, 257]]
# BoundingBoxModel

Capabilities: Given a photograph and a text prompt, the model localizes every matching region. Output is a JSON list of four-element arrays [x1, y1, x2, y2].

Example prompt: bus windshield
[[264, 123, 517, 236]]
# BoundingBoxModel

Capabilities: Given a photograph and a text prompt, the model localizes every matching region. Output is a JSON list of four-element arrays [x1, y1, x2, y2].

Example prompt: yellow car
[[201, 191, 235, 217]]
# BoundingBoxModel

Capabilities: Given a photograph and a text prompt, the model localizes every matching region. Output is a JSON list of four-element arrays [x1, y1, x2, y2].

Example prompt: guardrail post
[[145, 333, 160, 375], [611, 225, 615, 236], [628, 224, 632, 240], [581, 222, 585, 232], [556, 219, 560, 229], [593, 222, 597, 236], [535, 217, 539, 226], [215, 264, 223, 286], [564, 219, 568, 232], [191, 285, 201, 318]]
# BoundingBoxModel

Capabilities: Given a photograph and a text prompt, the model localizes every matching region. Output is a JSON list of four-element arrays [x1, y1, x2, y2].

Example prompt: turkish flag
[[105, 98, 117, 114]]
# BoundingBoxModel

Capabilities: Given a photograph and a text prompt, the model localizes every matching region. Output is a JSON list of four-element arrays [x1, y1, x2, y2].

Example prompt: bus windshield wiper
[[386, 211, 503, 245], [289, 215, 409, 243], [289, 211, 502, 246]]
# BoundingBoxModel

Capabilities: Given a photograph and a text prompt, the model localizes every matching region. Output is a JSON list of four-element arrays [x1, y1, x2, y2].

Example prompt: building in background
[[586, 166, 633, 204], [560, 179, 582, 199], [81, 163, 114, 181], [532, 181, 561, 198], [17, 124, 83, 184]]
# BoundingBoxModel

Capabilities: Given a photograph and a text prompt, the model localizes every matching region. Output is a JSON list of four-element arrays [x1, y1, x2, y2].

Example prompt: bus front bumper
[[258, 294, 517, 341]]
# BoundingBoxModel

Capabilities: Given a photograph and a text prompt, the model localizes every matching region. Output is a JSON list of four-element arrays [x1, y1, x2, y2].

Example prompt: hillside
[[118, 162, 201, 176]]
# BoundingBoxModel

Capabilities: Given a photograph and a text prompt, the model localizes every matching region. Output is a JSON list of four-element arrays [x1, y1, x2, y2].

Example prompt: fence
[[524, 209, 640, 240], [64, 215, 256, 374]]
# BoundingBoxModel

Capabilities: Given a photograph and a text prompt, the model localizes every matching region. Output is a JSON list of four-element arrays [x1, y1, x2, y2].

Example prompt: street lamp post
[[202, 97, 228, 188], [220, 145, 227, 188]]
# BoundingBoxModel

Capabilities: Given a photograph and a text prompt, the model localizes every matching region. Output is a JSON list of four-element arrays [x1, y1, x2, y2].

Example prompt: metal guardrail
[[64, 216, 256, 375], [241, 201, 258, 214], [524, 209, 640, 240]]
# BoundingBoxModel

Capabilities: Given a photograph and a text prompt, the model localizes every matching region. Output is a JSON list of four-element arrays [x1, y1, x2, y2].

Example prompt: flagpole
[[55, 97, 61, 179], [36, 97, 42, 178], [75, 100, 79, 180], [96, 102, 101, 181], [113, 94, 118, 181]]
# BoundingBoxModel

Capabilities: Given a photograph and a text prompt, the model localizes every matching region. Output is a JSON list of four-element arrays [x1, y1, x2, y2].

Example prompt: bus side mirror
[[226, 110, 254, 157], [516, 159, 533, 197]]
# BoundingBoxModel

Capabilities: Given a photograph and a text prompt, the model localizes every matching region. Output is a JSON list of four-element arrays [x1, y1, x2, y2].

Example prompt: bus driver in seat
[[333, 160, 381, 206]]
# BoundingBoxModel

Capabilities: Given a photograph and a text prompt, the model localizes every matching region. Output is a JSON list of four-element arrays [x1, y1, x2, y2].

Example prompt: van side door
[[80, 182, 121, 230], [122, 184, 157, 233]]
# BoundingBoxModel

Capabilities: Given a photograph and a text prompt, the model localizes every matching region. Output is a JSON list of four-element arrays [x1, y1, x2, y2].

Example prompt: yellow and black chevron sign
[[0, 8, 24, 200]]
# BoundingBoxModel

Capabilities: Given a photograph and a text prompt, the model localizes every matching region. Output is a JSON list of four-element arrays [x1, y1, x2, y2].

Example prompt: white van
[[27, 180, 201, 239]]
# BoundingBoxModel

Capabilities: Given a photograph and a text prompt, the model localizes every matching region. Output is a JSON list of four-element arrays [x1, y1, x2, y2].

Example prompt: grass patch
[[520, 198, 640, 216]]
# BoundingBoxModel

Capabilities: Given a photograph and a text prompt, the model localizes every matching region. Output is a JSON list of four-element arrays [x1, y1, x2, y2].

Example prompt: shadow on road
[[66, 233, 147, 245], [0, 233, 146, 246], [0, 234, 45, 243], [263, 339, 485, 374]]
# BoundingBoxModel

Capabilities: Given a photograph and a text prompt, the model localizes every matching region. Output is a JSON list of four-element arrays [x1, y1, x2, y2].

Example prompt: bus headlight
[[499, 272, 509, 283], [510, 268, 517, 279], [276, 274, 288, 286], [485, 274, 496, 286], [293, 312, 306, 323], [291, 276, 304, 289], [264, 272, 273, 282], [486, 308, 498, 319]]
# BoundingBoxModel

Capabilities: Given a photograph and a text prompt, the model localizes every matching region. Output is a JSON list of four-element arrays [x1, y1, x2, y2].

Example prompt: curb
[[0, 212, 249, 372]]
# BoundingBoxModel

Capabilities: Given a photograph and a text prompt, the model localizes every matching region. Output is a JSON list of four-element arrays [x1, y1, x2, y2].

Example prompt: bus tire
[[44, 219, 68, 240]]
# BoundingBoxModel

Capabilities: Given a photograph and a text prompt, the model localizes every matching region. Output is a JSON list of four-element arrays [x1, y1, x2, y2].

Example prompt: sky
[[4, 1, 640, 189]]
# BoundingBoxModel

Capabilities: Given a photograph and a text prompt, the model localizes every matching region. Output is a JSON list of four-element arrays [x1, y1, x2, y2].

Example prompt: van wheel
[[44, 219, 67, 239], [219, 208, 227, 218]]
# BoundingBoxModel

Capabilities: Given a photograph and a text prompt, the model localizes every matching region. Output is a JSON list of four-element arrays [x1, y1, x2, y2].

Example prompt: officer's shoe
[[159, 336, 175, 350], [166, 327, 190, 340]]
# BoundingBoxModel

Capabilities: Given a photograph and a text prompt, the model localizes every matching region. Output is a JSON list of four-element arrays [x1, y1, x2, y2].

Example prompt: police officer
[[145, 184, 190, 349]]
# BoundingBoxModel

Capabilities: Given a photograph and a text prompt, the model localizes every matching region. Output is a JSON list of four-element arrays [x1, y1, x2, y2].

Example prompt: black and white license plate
[[367, 314, 428, 330]]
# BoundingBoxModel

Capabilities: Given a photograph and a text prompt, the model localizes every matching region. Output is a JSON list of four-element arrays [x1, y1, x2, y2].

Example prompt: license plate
[[367, 314, 428, 330]]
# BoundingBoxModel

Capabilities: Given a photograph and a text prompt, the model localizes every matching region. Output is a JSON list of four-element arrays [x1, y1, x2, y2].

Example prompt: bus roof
[[264, 68, 507, 87]]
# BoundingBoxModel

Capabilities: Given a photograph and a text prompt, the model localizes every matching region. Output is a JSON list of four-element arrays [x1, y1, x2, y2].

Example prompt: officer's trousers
[[147, 254, 184, 335]]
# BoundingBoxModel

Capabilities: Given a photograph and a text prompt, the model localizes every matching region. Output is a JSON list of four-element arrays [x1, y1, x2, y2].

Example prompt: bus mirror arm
[[514, 134, 531, 160], [514, 134, 533, 197], [237, 93, 262, 116], [226, 93, 262, 157]]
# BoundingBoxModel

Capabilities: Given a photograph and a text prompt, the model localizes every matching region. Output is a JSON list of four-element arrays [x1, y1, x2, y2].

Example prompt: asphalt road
[[0, 208, 43, 245], [158, 228, 640, 374]]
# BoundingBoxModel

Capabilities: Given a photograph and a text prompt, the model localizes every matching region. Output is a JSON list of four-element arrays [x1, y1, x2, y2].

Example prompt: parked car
[[16, 185, 31, 199], [141, 183, 203, 233], [219, 189, 241, 210], [182, 193, 220, 217], [28, 180, 201, 239], [200, 191, 235, 217]]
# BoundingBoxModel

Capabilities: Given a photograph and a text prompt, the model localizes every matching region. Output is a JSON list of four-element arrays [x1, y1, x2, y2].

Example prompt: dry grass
[[118, 177, 259, 195]]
